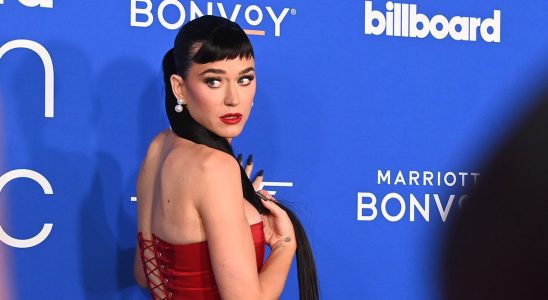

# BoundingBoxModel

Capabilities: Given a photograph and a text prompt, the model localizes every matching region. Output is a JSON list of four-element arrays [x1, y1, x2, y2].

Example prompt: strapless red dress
[[138, 222, 265, 300]]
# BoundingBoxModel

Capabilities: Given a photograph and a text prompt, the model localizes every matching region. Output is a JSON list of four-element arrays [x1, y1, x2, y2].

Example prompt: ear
[[170, 74, 188, 100]]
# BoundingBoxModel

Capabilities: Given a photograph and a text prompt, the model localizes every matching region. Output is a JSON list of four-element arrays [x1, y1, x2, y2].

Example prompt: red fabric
[[138, 222, 266, 300]]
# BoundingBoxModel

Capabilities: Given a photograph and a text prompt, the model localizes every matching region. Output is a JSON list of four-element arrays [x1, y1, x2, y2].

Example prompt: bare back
[[135, 129, 296, 299], [136, 129, 261, 245]]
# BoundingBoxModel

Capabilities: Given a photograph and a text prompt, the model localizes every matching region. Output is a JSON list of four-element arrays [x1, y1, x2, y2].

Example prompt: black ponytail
[[162, 16, 319, 300], [275, 202, 320, 300]]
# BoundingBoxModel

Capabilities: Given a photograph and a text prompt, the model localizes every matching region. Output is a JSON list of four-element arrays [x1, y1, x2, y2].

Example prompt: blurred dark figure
[[443, 79, 548, 300]]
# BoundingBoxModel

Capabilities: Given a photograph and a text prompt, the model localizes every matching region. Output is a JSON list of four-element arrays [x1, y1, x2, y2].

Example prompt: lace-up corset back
[[138, 221, 266, 300]]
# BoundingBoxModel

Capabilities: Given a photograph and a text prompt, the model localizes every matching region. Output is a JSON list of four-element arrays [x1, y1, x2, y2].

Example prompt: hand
[[237, 153, 264, 191], [257, 190, 296, 251]]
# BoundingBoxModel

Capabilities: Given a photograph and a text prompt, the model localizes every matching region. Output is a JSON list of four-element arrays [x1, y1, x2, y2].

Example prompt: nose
[[224, 82, 240, 107]]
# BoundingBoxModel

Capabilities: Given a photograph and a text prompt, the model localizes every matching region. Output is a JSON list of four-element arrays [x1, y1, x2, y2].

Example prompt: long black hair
[[162, 15, 319, 300]]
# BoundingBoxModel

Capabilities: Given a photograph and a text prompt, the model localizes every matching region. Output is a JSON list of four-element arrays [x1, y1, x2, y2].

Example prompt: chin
[[214, 124, 245, 139], [219, 128, 244, 138]]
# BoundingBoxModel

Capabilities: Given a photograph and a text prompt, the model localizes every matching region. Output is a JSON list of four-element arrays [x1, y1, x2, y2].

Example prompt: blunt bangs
[[191, 25, 254, 64]]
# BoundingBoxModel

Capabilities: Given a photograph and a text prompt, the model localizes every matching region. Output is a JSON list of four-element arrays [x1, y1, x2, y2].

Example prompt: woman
[[134, 16, 318, 300]]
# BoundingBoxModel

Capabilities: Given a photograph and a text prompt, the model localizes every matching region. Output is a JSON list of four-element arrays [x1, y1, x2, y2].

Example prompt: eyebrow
[[199, 67, 255, 76], [238, 67, 255, 75]]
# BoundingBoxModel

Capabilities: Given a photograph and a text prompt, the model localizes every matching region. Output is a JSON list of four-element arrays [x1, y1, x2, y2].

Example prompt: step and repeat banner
[[0, 0, 546, 299]]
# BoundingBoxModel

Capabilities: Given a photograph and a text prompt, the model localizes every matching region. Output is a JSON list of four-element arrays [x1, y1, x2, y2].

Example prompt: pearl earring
[[175, 98, 185, 113]]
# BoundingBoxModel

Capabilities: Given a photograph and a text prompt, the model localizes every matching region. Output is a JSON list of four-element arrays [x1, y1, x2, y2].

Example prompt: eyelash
[[204, 75, 255, 88], [239, 75, 255, 85]]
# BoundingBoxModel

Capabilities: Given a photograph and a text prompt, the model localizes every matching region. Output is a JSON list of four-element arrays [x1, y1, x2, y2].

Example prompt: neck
[[170, 109, 234, 156]]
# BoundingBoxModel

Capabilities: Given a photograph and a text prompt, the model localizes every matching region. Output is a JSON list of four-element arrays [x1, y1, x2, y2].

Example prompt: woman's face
[[172, 57, 256, 140]]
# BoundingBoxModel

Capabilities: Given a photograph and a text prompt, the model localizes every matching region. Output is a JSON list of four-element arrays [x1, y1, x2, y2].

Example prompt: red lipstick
[[220, 113, 242, 125]]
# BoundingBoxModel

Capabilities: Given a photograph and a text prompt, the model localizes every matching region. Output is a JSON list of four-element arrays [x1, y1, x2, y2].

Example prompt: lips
[[220, 113, 242, 125]]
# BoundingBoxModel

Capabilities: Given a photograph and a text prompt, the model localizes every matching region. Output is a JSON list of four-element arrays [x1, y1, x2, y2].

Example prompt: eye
[[238, 75, 255, 86], [205, 78, 222, 88]]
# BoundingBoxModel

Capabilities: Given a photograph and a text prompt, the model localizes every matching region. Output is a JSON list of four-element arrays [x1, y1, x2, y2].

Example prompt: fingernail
[[257, 169, 264, 177], [236, 154, 243, 163], [246, 155, 253, 165], [256, 192, 269, 201]]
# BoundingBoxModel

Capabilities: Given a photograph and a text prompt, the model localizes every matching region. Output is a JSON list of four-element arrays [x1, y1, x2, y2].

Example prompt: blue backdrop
[[0, 0, 546, 299]]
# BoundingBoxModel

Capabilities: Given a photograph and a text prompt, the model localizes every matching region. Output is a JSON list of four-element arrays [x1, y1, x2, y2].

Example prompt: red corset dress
[[138, 222, 266, 300]]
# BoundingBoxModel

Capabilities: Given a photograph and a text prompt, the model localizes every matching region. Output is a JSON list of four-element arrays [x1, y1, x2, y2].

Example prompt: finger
[[236, 153, 243, 165], [252, 169, 264, 191], [258, 189, 273, 200], [257, 190, 278, 205], [244, 155, 253, 177], [260, 196, 286, 216], [258, 189, 278, 203]]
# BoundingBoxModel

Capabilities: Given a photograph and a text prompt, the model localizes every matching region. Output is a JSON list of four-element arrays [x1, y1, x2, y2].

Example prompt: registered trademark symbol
[[291, 8, 296, 15]]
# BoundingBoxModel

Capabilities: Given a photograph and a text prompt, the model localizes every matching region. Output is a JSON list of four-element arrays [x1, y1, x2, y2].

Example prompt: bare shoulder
[[163, 142, 240, 192], [196, 147, 240, 176], [137, 130, 172, 231], [145, 130, 170, 159], [139, 130, 170, 182]]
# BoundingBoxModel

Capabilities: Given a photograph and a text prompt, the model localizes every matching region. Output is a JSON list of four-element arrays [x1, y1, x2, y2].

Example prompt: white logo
[[0, 0, 53, 8], [0, 39, 55, 118], [0, 40, 55, 247], [259, 181, 293, 196], [357, 192, 468, 222], [0, 170, 54, 248], [130, 0, 295, 37], [364, 1, 501, 42], [357, 170, 478, 222]]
